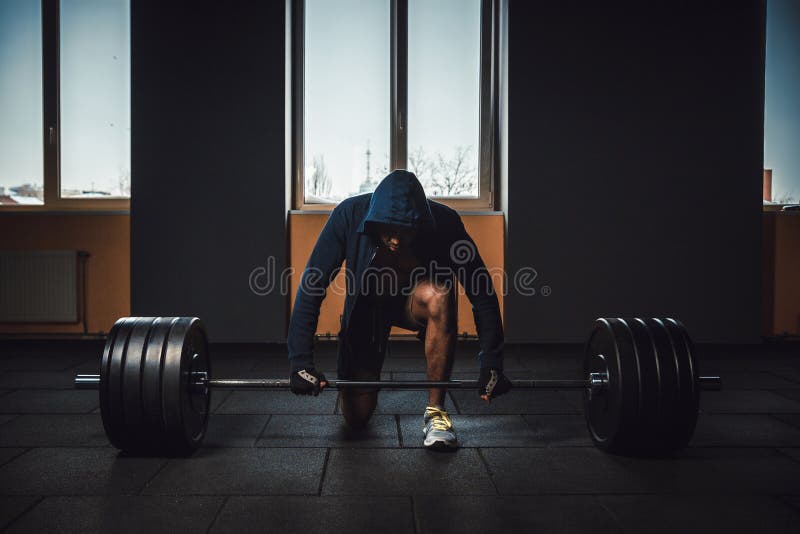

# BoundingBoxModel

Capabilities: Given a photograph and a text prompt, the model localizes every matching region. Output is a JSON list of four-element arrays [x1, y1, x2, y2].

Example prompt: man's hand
[[477, 368, 512, 403], [290, 368, 328, 396]]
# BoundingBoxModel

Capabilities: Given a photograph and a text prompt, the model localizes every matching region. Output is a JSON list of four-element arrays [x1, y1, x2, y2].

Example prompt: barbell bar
[[75, 374, 721, 391], [75, 316, 722, 456]]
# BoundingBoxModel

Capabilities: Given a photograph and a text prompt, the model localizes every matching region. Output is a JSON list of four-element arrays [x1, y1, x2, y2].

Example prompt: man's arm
[[287, 204, 348, 371], [447, 215, 505, 370]]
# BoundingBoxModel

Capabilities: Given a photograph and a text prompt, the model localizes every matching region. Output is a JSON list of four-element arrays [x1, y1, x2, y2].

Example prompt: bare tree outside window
[[774, 191, 797, 204], [408, 146, 435, 187], [432, 145, 476, 196], [408, 145, 477, 197], [306, 154, 332, 199]]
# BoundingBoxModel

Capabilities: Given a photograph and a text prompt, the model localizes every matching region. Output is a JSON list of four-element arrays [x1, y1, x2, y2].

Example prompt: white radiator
[[0, 251, 81, 323]]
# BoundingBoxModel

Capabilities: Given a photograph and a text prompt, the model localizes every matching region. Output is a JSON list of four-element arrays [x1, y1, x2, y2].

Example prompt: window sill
[[0, 199, 130, 214]]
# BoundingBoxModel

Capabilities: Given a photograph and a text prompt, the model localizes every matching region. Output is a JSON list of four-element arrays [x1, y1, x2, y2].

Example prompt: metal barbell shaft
[[74, 373, 721, 390], [74, 374, 592, 390], [75, 375, 102, 389], [207, 378, 593, 389]]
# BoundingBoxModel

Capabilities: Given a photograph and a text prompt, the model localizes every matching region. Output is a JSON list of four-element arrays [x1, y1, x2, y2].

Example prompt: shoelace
[[425, 407, 453, 431]]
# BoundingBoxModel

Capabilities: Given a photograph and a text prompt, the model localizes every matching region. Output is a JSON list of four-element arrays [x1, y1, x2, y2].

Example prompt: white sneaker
[[423, 406, 458, 450]]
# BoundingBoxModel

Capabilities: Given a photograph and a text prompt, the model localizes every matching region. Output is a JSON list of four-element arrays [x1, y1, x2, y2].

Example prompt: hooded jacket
[[287, 169, 504, 376]]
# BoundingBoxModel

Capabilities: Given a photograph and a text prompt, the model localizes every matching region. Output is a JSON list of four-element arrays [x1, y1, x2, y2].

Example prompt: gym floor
[[0, 340, 799, 533]]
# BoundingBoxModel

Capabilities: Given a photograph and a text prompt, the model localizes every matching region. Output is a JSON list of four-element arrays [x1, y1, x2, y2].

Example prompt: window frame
[[0, 0, 130, 213], [290, 0, 501, 211]]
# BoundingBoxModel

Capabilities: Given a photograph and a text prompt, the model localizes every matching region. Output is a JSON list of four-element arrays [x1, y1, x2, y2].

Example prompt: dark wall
[[131, 0, 287, 342], [504, 1, 766, 342], [131, 0, 765, 344]]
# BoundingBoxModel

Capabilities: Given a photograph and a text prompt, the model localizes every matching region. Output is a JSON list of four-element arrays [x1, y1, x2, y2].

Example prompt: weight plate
[[121, 318, 157, 449], [161, 317, 211, 454], [100, 317, 137, 450], [644, 318, 684, 453], [626, 318, 662, 452], [663, 318, 699, 450], [140, 317, 177, 451], [583, 318, 640, 453]]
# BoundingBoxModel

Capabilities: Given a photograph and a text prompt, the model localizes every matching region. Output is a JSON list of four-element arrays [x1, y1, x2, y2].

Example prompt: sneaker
[[423, 406, 458, 450]]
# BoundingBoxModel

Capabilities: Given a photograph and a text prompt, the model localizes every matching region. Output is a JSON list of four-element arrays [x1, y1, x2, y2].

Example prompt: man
[[287, 169, 510, 450]]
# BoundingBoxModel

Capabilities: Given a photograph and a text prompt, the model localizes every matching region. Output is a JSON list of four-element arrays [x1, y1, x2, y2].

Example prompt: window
[[303, 0, 390, 203], [408, 0, 481, 198], [764, 0, 800, 207], [0, 0, 130, 209], [0, 0, 44, 205], [60, 0, 131, 199], [291, 0, 499, 209]]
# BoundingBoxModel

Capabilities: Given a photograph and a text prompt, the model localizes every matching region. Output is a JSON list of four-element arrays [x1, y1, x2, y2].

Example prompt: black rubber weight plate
[[626, 318, 662, 452], [184, 323, 211, 445], [663, 318, 699, 450], [100, 317, 137, 450], [140, 317, 177, 451], [644, 318, 682, 452], [608, 318, 644, 453], [584, 318, 640, 453], [161, 317, 211, 454], [584, 320, 617, 449], [121, 318, 157, 449]]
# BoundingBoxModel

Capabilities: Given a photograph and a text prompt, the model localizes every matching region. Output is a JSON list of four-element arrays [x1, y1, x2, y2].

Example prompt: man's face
[[378, 224, 416, 252]]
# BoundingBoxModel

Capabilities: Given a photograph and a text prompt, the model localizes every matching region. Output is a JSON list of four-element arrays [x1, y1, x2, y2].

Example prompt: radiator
[[0, 251, 81, 323]]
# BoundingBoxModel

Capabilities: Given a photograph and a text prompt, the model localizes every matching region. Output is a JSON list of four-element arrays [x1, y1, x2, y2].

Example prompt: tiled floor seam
[[253, 414, 273, 444], [475, 448, 501, 495], [317, 448, 332, 496], [773, 390, 800, 402], [702, 411, 800, 415], [775, 447, 800, 464], [448, 391, 461, 414], [0, 415, 21, 426], [777, 494, 800, 511], [204, 495, 230, 534], [0, 495, 43, 533], [0, 447, 31, 468], [768, 370, 800, 385], [770, 412, 800, 428], [137, 457, 171, 495], [592, 494, 626, 534], [7, 491, 796, 498], [410, 495, 419, 534], [211, 390, 234, 414], [0, 445, 113, 449], [396, 415, 404, 447]]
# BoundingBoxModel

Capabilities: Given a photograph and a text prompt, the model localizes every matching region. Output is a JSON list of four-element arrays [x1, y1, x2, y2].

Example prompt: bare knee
[[340, 391, 377, 430], [414, 282, 455, 327]]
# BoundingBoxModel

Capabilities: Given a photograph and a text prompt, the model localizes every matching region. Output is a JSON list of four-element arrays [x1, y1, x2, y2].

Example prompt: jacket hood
[[357, 169, 436, 236]]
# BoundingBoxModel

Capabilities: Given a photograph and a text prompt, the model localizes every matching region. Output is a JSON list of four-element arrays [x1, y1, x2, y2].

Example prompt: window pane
[[60, 0, 130, 198], [304, 0, 389, 203], [408, 0, 480, 197], [764, 0, 800, 205], [0, 0, 43, 205]]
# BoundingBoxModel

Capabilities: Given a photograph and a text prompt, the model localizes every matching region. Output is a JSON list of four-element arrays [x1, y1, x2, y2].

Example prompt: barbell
[[75, 316, 721, 456]]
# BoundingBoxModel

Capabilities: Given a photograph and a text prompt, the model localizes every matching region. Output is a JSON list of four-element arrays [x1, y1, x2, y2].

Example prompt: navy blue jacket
[[287, 170, 504, 376]]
